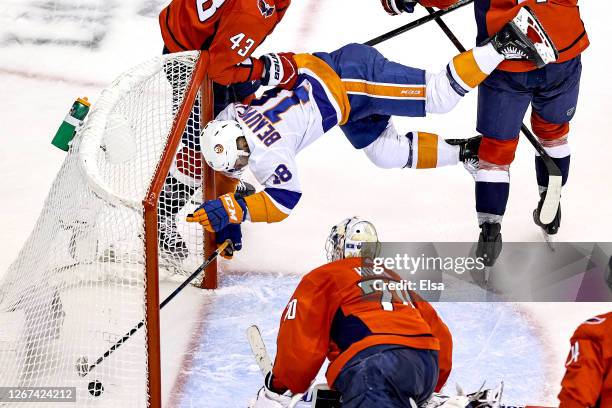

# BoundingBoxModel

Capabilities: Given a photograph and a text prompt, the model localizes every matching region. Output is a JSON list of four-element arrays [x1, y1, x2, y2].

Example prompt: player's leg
[[361, 117, 481, 172], [328, 43, 485, 172], [333, 42, 528, 163], [475, 70, 532, 266], [530, 56, 582, 235], [426, 3, 560, 115], [330, 7, 555, 127], [333, 345, 438, 408], [329, 42, 503, 126], [425, 43, 504, 115]]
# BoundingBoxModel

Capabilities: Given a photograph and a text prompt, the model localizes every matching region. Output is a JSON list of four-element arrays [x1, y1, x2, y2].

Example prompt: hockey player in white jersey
[[186, 8, 557, 235]]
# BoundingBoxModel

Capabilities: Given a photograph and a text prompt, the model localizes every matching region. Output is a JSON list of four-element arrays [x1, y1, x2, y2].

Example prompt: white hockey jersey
[[216, 54, 350, 223]]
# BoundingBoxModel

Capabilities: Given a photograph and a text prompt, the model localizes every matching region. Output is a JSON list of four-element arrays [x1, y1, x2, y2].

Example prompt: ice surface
[[1, 1, 611, 407], [169, 273, 549, 407]]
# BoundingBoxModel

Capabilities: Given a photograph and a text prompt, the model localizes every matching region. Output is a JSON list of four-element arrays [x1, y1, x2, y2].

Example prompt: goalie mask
[[325, 217, 381, 262], [201, 120, 250, 172]]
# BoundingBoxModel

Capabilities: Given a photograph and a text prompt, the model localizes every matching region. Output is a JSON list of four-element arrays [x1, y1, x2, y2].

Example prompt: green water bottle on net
[[51, 97, 91, 151]]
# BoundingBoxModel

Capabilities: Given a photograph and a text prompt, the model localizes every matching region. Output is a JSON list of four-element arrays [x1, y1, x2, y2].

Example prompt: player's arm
[[270, 271, 339, 393], [205, 8, 295, 87], [243, 155, 302, 224], [243, 187, 301, 223], [558, 331, 605, 408], [411, 291, 453, 391], [204, 11, 266, 85], [185, 184, 301, 232]]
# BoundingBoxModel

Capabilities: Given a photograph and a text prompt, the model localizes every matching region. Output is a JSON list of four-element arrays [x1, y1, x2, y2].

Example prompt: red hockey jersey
[[159, 0, 290, 84], [272, 258, 453, 394], [558, 312, 612, 408], [428, 0, 589, 72]]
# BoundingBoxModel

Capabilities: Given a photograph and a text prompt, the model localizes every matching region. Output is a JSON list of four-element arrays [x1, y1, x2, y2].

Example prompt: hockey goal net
[[0, 51, 216, 407]]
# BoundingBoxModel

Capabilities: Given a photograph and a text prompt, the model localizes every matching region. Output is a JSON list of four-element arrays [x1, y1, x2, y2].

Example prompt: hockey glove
[[381, 0, 417, 15], [250, 386, 292, 408], [215, 224, 242, 259], [260, 52, 298, 89], [186, 193, 247, 233]]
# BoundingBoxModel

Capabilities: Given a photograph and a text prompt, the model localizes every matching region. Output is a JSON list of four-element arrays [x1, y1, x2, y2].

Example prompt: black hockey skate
[[235, 179, 256, 199], [476, 222, 503, 267], [158, 175, 195, 263], [446, 135, 481, 178], [158, 217, 189, 263], [533, 191, 561, 235], [533, 191, 561, 250], [486, 6, 558, 68]]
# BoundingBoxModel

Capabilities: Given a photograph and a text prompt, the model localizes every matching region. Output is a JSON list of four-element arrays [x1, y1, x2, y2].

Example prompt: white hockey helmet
[[200, 120, 249, 172], [325, 217, 381, 262]]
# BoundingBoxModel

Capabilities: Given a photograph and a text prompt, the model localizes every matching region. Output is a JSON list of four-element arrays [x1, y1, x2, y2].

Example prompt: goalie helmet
[[325, 217, 380, 262], [200, 120, 249, 172]]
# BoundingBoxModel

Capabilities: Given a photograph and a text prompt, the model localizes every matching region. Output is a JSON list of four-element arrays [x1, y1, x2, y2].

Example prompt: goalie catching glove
[[186, 193, 247, 233], [260, 52, 298, 89]]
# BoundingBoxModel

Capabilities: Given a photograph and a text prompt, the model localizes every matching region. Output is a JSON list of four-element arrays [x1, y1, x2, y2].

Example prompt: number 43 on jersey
[[230, 33, 255, 57]]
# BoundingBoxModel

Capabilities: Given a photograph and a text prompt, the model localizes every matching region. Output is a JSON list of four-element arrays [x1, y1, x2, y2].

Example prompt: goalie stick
[[424, 6, 563, 225], [247, 325, 273, 376], [247, 325, 305, 408], [76, 240, 231, 377]]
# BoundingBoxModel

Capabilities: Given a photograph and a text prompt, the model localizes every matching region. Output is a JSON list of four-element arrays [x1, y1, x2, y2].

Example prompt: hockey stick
[[424, 7, 563, 225], [246, 325, 304, 408], [76, 240, 231, 377], [247, 325, 273, 376], [364, 0, 474, 46]]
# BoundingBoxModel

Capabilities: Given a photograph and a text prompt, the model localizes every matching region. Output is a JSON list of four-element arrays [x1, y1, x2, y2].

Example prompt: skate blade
[[463, 159, 478, 180], [540, 228, 556, 252], [470, 265, 492, 289]]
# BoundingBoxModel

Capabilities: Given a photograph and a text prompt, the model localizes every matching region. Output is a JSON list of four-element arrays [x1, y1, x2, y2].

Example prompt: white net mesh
[[0, 51, 209, 407]]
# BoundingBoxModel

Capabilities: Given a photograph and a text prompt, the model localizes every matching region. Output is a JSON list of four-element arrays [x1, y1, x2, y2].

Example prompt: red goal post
[[143, 51, 217, 406]]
